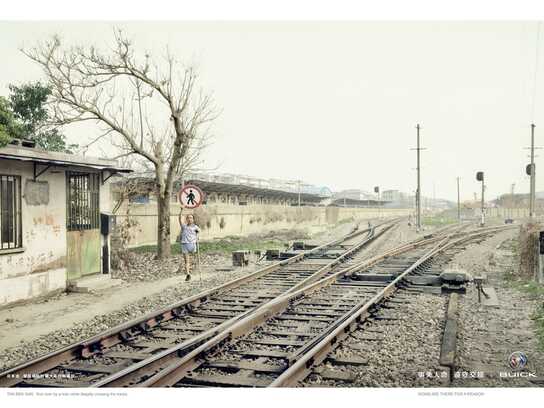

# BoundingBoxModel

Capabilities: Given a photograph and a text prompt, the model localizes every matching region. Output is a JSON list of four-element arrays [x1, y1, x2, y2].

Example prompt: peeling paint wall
[[0, 160, 67, 283], [0, 159, 113, 307]]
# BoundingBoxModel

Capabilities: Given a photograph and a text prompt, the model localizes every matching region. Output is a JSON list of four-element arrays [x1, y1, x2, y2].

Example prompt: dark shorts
[[181, 242, 197, 254]]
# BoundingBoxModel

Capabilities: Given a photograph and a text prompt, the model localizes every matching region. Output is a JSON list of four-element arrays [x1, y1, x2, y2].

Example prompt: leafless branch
[[23, 29, 220, 258]]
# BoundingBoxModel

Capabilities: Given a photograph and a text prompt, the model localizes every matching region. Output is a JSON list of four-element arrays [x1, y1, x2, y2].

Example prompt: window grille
[[66, 172, 100, 231], [0, 175, 22, 250]]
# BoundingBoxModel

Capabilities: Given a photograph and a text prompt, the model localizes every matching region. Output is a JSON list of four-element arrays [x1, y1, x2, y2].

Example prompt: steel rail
[[269, 226, 513, 387], [90, 221, 397, 387], [129, 224, 472, 387], [139, 224, 515, 387], [270, 238, 450, 387], [0, 218, 394, 387]]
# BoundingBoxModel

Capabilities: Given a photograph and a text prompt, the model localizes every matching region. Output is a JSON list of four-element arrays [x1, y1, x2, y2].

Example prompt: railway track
[[96, 224, 510, 388], [0, 219, 398, 387], [268, 226, 513, 387]]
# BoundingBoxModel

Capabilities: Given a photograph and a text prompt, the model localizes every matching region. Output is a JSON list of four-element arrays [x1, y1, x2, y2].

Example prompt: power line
[[531, 21, 542, 123]]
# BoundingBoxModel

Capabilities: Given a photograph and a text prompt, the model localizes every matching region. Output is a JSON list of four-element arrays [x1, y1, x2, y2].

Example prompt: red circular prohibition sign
[[178, 184, 205, 209]]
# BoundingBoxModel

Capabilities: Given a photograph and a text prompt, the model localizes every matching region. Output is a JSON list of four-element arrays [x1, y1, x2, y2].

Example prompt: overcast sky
[[0, 21, 542, 201]]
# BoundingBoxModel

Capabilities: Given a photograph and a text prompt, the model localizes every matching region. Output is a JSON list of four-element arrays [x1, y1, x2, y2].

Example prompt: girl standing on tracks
[[178, 213, 200, 281]]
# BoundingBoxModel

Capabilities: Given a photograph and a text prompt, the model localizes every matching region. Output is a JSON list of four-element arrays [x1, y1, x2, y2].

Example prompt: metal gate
[[66, 171, 101, 280]]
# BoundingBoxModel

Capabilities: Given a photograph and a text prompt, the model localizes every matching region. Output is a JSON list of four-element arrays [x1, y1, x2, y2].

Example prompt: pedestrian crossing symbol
[[178, 184, 204, 209]]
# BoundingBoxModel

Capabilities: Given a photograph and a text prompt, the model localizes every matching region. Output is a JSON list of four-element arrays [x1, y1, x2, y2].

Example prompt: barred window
[[0, 175, 22, 250], [67, 172, 100, 231]]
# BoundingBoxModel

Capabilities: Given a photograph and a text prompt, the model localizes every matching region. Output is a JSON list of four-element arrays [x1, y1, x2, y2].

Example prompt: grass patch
[[131, 237, 285, 256], [336, 217, 355, 225], [506, 277, 544, 351], [422, 216, 457, 227], [501, 236, 544, 351], [534, 303, 544, 352], [510, 279, 544, 298]]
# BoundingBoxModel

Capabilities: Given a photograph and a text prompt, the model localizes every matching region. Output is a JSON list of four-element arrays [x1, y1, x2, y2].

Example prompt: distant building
[[382, 189, 401, 202], [382, 189, 414, 208], [331, 189, 387, 207], [493, 191, 544, 209], [334, 189, 377, 201]]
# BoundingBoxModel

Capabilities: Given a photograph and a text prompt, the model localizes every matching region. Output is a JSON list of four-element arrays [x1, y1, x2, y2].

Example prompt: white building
[[0, 141, 130, 307]]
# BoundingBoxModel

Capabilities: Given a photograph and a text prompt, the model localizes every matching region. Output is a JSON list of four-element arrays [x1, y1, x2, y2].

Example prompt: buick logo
[[508, 351, 528, 371]]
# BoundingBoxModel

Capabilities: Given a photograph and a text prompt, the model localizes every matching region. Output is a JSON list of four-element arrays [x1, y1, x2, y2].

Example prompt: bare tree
[[24, 30, 218, 258]]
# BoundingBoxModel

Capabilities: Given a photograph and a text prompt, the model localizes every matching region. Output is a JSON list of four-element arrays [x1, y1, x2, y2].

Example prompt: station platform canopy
[[183, 178, 325, 204], [330, 197, 389, 207]]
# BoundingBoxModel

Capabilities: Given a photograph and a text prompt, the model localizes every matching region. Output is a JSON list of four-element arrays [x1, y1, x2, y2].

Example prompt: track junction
[[0, 220, 514, 388]]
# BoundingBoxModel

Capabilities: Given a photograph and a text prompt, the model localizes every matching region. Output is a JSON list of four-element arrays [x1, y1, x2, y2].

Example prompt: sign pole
[[197, 235, 202, 284]]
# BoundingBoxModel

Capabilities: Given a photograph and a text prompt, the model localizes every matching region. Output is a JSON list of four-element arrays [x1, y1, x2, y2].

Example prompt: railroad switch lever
[[473, 276, 489, 303]]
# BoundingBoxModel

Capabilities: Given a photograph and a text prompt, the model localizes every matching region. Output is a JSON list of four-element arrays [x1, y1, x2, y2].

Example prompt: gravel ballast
[[452, 229, 544, 387], [0, 220, 362, 372]]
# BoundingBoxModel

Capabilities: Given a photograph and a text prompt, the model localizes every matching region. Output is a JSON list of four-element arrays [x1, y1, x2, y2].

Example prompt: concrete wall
[[486, 207, 533, 218], [115, 200, 411, 247], [0, 159, 112, 307]]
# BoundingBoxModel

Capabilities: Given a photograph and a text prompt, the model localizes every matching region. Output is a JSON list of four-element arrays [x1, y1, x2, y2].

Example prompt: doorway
[[66, 171, 101, 280]]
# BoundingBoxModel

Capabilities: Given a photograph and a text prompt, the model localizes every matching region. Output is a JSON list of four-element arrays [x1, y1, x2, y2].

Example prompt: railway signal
[[476, 171, 485, 226]]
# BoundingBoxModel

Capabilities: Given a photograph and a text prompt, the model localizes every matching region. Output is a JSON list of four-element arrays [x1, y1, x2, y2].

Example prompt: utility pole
[[374, 186, 380, 219], [417, 124, 421, 231], [511, 183, 516, 219], [433, 182, 436, 211], [481, 182, 485, 226], [411, 124, 425, 232], [297, 180, 301, 207], [530, 124, 536, 218], [457, 177, 461, 222]]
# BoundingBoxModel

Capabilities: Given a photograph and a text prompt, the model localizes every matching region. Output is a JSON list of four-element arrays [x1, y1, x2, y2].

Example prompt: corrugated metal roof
[[0, 145, 132, 173]]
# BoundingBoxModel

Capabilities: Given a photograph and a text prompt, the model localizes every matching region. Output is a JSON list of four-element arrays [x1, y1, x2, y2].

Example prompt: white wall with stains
[[0, 159, 113, 307], [0, 161, 66, 279], [115, 201, 412, 248]]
